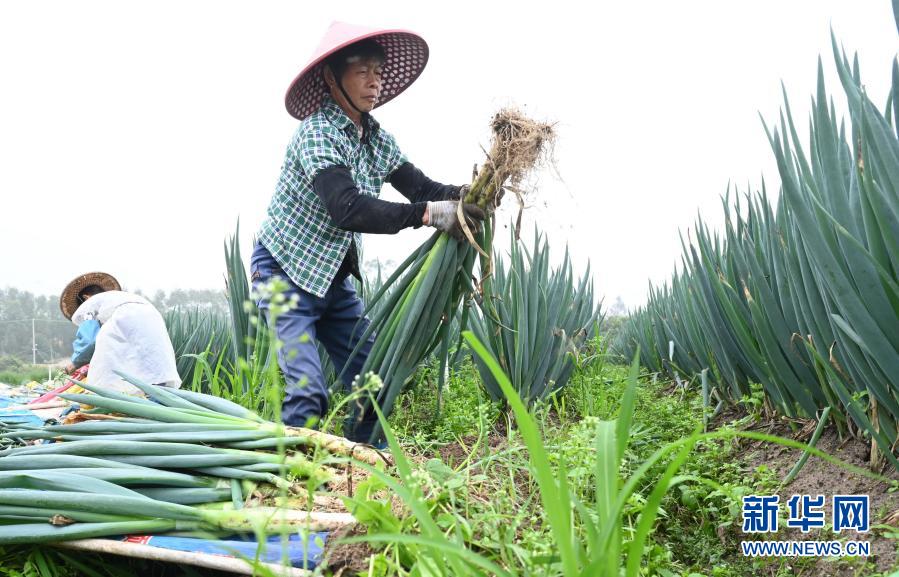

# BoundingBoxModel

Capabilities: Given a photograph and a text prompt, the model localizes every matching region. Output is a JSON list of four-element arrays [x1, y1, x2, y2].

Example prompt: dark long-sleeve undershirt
[[388, 162, 461, 204], [312, 162, 461, 235], [313, 165, 425, 234], [313, 162, 460, 282]]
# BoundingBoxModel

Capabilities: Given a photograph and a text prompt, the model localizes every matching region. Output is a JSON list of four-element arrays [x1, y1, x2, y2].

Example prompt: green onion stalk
[[341, 109, 555, 441], [0, 471, 352, 544]]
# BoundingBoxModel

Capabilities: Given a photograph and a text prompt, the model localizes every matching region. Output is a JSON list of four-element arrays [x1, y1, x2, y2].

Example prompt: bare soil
[[321, 523, 377, 577], [724, 413, 899, 576]]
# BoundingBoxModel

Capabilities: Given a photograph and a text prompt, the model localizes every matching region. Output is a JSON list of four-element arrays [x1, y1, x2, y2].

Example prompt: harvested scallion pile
[[0, 372, 367, 544]]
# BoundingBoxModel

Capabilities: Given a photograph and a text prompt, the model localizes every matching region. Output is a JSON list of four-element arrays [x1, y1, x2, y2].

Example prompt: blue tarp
[[0, 395, 46, 427], [121, 532, 328, 569]]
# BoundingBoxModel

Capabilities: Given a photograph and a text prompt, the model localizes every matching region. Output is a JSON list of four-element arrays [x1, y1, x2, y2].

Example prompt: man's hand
[[425, 200, 486, 241], [64, 362, 76, 375]]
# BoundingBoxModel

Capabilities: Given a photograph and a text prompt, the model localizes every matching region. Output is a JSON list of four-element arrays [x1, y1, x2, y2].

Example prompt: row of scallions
[[0, 469, 353, 545], [339, 109, 555, 441], [0, 371, 387, 468], [612, 38, 899, 470]]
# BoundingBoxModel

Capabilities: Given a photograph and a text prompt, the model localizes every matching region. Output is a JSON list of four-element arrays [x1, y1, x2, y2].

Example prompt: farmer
[[251, 22, 485, 444], [60, 272, 181, 394]]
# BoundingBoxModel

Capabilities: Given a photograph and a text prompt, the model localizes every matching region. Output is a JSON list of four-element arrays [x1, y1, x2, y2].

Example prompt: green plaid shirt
[[258, 95, 407, 297]]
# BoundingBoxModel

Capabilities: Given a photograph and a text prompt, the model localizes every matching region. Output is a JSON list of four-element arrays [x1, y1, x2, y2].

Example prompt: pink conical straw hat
[[285, 21, 429, 120]]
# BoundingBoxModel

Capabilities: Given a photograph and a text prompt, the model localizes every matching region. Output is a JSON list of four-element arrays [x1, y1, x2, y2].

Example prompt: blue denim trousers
[[250, 242, 379, 442]]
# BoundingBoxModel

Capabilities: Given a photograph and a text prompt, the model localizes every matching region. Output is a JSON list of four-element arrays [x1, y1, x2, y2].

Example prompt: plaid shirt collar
[[320, 95, 381, 143]]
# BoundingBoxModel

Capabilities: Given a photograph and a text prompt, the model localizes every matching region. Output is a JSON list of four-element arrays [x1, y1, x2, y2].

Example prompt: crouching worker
[[252, 22, 485, 445], [60, 272, 181, 394]]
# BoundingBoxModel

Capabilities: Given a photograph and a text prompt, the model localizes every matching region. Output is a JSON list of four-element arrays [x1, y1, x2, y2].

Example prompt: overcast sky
[[1, 1, 896, 311]]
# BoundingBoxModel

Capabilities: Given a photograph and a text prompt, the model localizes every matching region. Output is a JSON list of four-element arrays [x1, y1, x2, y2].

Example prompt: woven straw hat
[[59, 272, 121, 320], [285, 21, 429, 120]]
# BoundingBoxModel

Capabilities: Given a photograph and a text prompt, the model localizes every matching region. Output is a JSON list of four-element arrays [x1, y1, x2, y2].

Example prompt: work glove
[[426, 200, 486, 242]]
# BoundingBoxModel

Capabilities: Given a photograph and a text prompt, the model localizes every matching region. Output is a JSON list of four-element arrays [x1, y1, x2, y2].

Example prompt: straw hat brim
[[60, 272, 121, 320]]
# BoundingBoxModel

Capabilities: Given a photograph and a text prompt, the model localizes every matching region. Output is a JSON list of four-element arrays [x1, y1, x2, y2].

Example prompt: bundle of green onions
[[0, 465, 352, 544], [0, 373, 366, 544], [342, 109, 555, 440], [2, 372, 386, 466]]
